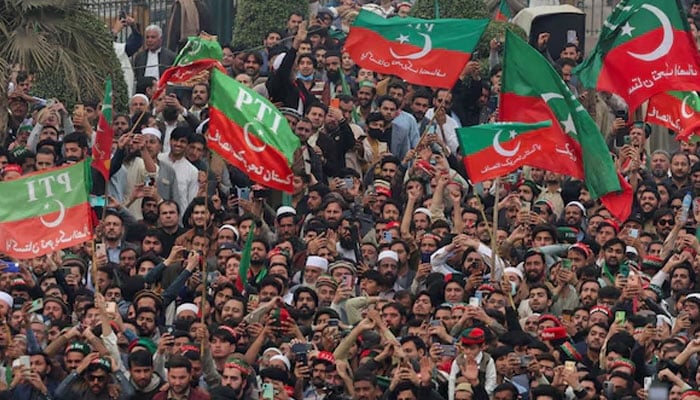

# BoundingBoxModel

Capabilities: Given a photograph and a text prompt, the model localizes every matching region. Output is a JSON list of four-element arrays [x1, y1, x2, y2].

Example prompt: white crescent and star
[[541, 93, 578, 135], [390, 32, 432, 60], [626, 4, 673, 62], [681, 94, 695, 119], [243, 122, 267, 153], [493, 129, 521, 157], [40, 200, 66, 228]]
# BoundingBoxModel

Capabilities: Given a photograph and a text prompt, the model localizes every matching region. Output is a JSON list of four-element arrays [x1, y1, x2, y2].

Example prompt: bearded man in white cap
[[0, 291, 13, 321], [377, 250, 400, 292], [303, 256, 328, 286]]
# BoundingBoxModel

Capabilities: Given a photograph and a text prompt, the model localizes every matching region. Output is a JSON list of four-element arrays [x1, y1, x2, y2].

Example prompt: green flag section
[[173, 35, 224, 66], [92, 77, 113, 181], [574, 0, 700, 112], [153, 35, 226, 100], [501, 30, 632, 221], [207, 69, 300, 193], [0, 161, 93, 258], [457, 121, 553, 182], [646, 91, 700, 142], [344, 10, 488, 88], [494, 0, 511, 21], [236, 227, 255, 293]]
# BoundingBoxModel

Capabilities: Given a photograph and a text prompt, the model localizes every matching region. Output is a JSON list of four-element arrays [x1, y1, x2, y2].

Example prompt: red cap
[[540, 326, 568, 341], [538, 314, 562, 327], [2, 164, 22, 176], [600, 218, 620, 234], [590, 305, 612, 317], [316, 351, 335, 364]]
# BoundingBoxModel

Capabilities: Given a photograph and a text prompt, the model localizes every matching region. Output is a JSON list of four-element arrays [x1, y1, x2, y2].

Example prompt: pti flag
[[457, 121, 553, 182], [207, 69, 300, 193], [500, 30, 632, 221], [0, 161, 93, 258], [494, 0, 512, 21], [574, 0, 700, 112], [646, 91, 700, 141], [344, 10, 488, 88], [153, 34, 226, 99], [92, 77, 113, 180]]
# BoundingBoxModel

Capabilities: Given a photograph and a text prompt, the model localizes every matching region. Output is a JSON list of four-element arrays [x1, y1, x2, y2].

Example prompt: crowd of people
[[3, 0, 700, 400]]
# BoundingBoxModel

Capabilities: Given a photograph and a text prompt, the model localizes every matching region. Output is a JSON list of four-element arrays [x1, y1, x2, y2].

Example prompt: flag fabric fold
[[457, 121, 553, 182], [574, 0, 700, 112], [0, 161, 94, 258], [344, 10, 488, 88], [494, 0, 512, 21], [92, 77, 113, 180], [236, 227, 255, 293], [646, 91, 700, 141], [501, 30, 631, 221], [207, 69, 300, 193]]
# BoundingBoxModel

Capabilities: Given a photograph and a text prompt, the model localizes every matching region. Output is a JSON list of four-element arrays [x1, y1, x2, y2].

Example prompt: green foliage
[[232, 0, 307, 49], [411, 0, 489, 20], [31, 10, 129, 113], [475, 21, 527, 64]]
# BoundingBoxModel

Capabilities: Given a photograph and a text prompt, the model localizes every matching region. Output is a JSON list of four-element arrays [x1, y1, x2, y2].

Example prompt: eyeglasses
[[87, 374, 106, 382], [658, 219, 674, 226]]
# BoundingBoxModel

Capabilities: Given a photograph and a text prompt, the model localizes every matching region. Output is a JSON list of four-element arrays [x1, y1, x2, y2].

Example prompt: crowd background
[[3, 0, 700, 400]]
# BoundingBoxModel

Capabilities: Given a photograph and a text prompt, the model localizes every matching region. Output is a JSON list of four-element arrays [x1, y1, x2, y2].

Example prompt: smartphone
[[28, 298, 43, 313], [248, 294, 259, 304], [89, 195, 107, 207], [520, 201, 531, 212], [291, 343, 311, 354], [297, 352, 308, 365], [604, 381, 615, 399], [343, 275, 353, 288], [420, 253, 431, 264], [648, 383, 670, 400], [564, 361, 576, 372], [623, 135, 631, 145], [629, 228, 639, 238], [118, 7, 127, 20], [430, 319, 442, 327], [382, 231, 393, 242], [144, 176, 155, 187], [615, 311, 626, 325], [619, 263, 630, 278], [520, 355, 533, 367], [561, 259, 572, 270], [562, 313, 572, 323], [328, 318, 339, 327], [19, 356, 30, 369], [73, 104, 85, 116], [262, 383, 274, 400], [342, 177, 354, 189], [330, 98, 341, 108], [474, 290, 484, 301], [3, 261, 20, 273], [237, 187, 251, 201], [644, 377, 653, 391], [106, 301, 117, 314], [566, 30, 577, 43], [441, 344, 457, 357], [469, 297, 481, 307], [96, 243, 105, 254]]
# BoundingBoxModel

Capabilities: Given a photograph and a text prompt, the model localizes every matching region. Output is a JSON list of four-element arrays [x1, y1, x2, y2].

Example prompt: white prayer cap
[[0, 291, 13, 309], [378, 250, 399, 263], [276, 206, 297, 218], [176, 303, 199, 316], [306, 256, 328, 272], [414, 207, 432, 220], [270, 354, 291, 370], [141, 127, 162, 141], [504, 267, 523, 281], [130, 93, 150, 105]]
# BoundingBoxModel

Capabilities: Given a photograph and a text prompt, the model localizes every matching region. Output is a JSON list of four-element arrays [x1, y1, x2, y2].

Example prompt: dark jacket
[[132, 47, 177, 80], [266, 47, 315, 115], [152, 387, 210, 400]]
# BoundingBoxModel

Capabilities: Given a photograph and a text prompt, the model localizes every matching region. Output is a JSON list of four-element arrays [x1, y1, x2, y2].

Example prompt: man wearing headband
[[220, 357, 252, 400]]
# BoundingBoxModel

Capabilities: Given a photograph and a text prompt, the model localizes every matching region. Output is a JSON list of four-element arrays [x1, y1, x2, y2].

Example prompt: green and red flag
[[494, 0, 512, 22], [500, 30, 632, 221], [92, 77, 113, 180], [574, 0, 700, 112], [646, 91, 700, 141], [0, 160, 93, 258], [236, 227, 255, 293], [207, 69, 300, 192], [344, 10, 489, 88], [152, 34, 226, 99], [457, 121, 553, 182]]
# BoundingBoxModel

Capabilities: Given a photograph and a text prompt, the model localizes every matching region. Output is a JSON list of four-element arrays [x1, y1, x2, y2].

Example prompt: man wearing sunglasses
[[55, 353, 134, 400]]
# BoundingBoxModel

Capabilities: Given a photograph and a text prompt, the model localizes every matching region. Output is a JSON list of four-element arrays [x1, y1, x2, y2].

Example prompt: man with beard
[[302, 352, 335, 400], [323, 50, 344, 95], [127, 350, 163, 399], [313, 103, 354, 179], [220, 358, 252, 399], [637, 188, 660, 229], [293, 287, 318, 328], [141, 229, 164, 257], [665, 263, 696, 313], [652, 208, 675, 239], [519, 283, 553, 319], [335, 215, 359, 262], [153, 356, 209, 400], [562, 201, 586, 230], [292, 118, 325, 185], [377, 250, 400, 294], [275, 207, 298, 242], [137, 127, 181, 208], [157, 201, 185, 255], [242, 51, 263, 83], [650, 150, 671, 183], [175, 197, 217, 252], [376, 95, 410, 160], [158, 128, 199, 213], [220, 297, 247, 325], [55, 354, 133, 400], [523, 249, 547, 288], [539, 171, 565, 217], [665, 151, 691, 192], [408, 89, 432, 131], [102, 211, 128, 263], [211, 284, 236, 324], [600, 238, 626, 287], [9, 352, 60, 399], [574, 323, 607, 376], [356, 81, 377, 122], [387, 82, 420, 149], [135, 307, 159, 339], [157, 93, 200, 154], [302, 256, 328, 287], [578, 280, 600, 308], [188, 83, 209, 120]]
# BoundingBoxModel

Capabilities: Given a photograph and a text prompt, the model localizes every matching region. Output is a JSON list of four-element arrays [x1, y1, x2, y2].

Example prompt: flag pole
[[200, 158, 210, 354], [491, 179, 500, 271]]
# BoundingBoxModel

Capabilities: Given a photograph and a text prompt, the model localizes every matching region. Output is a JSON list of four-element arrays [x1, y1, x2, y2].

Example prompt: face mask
[[296, 72, 314, 82]]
